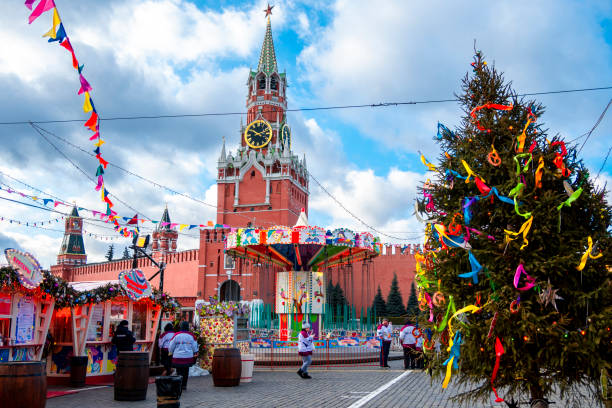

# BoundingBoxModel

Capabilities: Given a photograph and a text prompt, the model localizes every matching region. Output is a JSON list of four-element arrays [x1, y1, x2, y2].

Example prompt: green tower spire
[[257, 14, 278, 75]]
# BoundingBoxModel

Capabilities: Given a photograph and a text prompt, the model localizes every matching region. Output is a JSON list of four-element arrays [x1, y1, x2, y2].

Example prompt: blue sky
[[0, 0, 610, 267]]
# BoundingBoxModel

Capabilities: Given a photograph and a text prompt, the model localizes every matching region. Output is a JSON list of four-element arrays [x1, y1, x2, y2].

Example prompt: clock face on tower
[[244, 120, 273, 149], [280, 123, 291, 149]]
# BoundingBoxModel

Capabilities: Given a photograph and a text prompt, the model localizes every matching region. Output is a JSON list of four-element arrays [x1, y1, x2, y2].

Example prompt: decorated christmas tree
[[386, 273, 406, 316], [414, 51, 611, 407]]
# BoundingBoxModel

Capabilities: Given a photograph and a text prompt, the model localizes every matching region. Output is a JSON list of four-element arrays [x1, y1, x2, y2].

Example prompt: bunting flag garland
[[22, 0, 128, 236]]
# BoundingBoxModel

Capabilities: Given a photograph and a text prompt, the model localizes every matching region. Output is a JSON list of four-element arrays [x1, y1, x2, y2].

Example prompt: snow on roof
[[69, 280, 120, 292]]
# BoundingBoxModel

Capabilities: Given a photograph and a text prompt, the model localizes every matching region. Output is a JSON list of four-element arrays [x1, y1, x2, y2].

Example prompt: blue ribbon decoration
[[437, 122, 455, 139], [458, 251, 482, 284], [443, 331, 462, 370]]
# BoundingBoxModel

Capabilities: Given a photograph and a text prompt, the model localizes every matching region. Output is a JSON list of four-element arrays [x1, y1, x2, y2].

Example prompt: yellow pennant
[[576, 236, 602, 271], [93, 139, 105, 147], [179, 224, 188, 231], [42, 8, 60, 39], [83, 92, 93, 112], [504, 215, 533, 250]]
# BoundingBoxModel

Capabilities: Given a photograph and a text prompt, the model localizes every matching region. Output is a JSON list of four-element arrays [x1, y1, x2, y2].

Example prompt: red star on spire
[[264, 4, 274, 17]]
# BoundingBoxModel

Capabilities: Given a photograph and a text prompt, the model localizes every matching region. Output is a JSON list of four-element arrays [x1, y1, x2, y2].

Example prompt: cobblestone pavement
[[46, 358, 601, 408]]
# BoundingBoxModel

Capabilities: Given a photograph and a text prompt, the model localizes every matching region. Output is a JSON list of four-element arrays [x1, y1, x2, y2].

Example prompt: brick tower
[[151, 207, 178, 263], [51, 206, 87, 280], [216, 8, 309, 228]]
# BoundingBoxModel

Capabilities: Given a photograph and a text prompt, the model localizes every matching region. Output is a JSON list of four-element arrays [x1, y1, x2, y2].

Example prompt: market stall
[[46, 280, 163, 381], [1, 249, 180, 384], [0, 249, 54, 363]]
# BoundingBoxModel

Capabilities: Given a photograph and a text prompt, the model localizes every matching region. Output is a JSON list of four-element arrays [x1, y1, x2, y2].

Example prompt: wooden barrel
[[0, 361, 47, 408], [212, 348, 241, 387], [114, 351, 150, 401]]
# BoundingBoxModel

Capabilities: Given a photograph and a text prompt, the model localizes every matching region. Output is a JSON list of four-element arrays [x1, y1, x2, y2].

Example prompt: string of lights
[[0, 86, 607, 125]]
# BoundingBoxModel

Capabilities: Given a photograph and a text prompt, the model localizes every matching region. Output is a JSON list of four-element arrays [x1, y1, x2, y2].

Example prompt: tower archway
[[219, 279, 241, 302]]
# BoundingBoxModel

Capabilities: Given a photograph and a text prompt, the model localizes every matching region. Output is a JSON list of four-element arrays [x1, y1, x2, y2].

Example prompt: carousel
[[224, 210, 381, 340]]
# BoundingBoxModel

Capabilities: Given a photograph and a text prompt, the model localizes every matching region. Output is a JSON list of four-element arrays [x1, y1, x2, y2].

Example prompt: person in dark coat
[[112, 320, 135, 352]]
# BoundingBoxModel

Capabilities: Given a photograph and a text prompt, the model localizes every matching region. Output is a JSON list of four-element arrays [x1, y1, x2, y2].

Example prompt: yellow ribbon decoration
[[504, 215, 533, 250], [462, 160, 485, 184], [442, 356, 454, 388], [576, 236, 602, 271], [421, 154, 437, 171], [42, 8, 60, 39], [516, 118, 532, 153]]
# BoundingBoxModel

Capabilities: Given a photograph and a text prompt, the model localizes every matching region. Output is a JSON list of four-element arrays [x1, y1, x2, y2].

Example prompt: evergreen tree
[[371, 285, 386, 317], [335, 283, 347, 308], [406, 281, 419, 317], [386, 273, 406, 316], [326, 280, 337, 313], [105, 244, 114, 261], [122, 246, 130, 260], [415, 51, 611, 406]]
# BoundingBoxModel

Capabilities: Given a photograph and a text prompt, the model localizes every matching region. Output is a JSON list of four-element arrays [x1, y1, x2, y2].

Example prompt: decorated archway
[[219, 279, 241, 302]]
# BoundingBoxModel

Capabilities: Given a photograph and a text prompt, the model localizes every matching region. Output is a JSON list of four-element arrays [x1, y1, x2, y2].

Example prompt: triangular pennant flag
[[127, 214, 139, 225], [179, 224, 188, 231], [93, 147, 100, 155], [189, 225, 197, 230], [25, 0, 36, 11], [42, 198, 53, 206], [95, 175, 103, 191], [48, 23, 66, 43], [207, 221, 214, 227], [78, 74, 92, 95], [84, 112, 97, 129], [96, 153, 108, 168], [42, 8, 60, 39], [78, 64, 84, 73], [151, 220, 159, 224], [93, 139, 105, 147], [29, 0, 55, 24], [59, 37, 73, 52], [89, 131, 100, 141], [83, 91, 93, 112], [95, 165, 104, 176]]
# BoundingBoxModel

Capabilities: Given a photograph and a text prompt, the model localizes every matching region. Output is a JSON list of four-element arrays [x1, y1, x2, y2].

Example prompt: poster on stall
[[15, 296, 35, 344], [0, 293, 11, 315], [87, 304, 105, 341]]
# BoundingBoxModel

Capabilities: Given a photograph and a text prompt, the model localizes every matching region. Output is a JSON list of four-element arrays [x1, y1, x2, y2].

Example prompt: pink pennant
[[25, 0, 36, 10], [170, 223, 178, 229], [161, 222, 170, 227], [28, 0, 54, 24], [78, 74, 92, 95], [53, 201, 63, 207], [89, 131, 100, 141], [95, 175, 103, 191]]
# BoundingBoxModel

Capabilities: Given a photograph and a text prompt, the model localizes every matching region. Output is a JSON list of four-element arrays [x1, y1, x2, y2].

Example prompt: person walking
[[378, 318, 392, 368], [399, 319, 417, 369], [415, 327, 424, 369], [169, 321, 198, 390], [297, 322, 314, 379], [158, 323, 175, 375], [112, 320, 135, 352]]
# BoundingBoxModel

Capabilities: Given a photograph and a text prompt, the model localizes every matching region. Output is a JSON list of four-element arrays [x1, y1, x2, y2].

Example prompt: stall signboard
[[0, 293, 11, 315], [118, 269, 152, 301], [15, 295, 35, 344], [4, 248, 43, 289]]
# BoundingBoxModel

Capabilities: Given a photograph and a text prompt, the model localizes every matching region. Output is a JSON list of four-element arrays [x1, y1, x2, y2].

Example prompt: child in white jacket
[[297, 322, 314, 379]]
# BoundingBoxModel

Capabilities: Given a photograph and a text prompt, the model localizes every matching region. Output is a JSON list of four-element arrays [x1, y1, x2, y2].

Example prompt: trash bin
[[70, 356, 88, 388], [155, 376, 183, 408], [240, 354, 254, 383]]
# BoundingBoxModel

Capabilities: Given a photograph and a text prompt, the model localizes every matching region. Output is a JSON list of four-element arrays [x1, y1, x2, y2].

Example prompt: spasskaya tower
[[216, 5, 308, 228]]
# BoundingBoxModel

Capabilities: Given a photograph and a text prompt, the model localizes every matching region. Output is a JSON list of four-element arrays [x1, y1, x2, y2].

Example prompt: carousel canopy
[[224, 222, 381, 271]]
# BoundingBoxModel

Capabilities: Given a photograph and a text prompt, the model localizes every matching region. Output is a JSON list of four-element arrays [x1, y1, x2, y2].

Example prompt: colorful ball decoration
[[118, 269, 152, 301], [4, 248, 43, 289]]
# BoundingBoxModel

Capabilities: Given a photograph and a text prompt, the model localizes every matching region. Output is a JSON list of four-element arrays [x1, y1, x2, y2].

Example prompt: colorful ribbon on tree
[[504, 215, 533, 250], [470, 103, 513, 133], [556, 187, 583, 211], [491, 337, 505, 402], [458, 251, 482, 284], [576, 236, 602, 271], [513, 264, 535, 291], [442, 331, 462, 388], [462, 160, 486, 184]]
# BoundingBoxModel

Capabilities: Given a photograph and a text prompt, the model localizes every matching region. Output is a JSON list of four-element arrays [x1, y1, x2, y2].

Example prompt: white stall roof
[[69, 280, 120, 292]]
